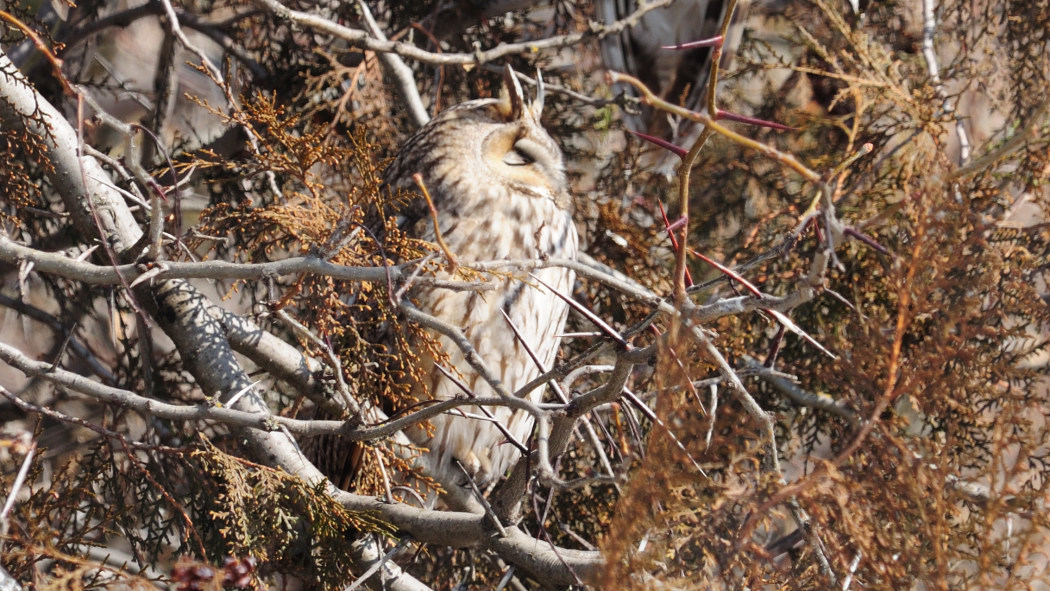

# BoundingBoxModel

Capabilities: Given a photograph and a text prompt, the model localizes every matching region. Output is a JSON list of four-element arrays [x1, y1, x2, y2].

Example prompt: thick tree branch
[[0, 339, 559, 440], [254, 0, 675, 66], [0, 46, 599, 587], [354, 0, 429, 128]]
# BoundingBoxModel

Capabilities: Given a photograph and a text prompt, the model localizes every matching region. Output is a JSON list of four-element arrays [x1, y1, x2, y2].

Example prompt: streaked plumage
[[379, 66, 578, 491]]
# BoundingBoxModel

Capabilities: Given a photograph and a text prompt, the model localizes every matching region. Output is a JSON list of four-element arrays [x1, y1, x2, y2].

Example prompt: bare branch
[[0, 46, 595, 585], [254, 0, 676, 66], [354, 0, 429, 128]]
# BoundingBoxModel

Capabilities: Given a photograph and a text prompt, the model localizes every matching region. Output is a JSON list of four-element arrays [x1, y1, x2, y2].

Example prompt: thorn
[[763, 325, 786, 367], [830, 142, 875, 179], [844, 227, 891, 255], [824, 288, 862, 316], [665, 216, 689, 233], [763, 308, 838, 359], [657, 201, 693, 287], [147, 178, 170, 203], [691, 250, 763, 298], [626, 129, 687, 158], [715, 108, 795, 131], [662, 35, 723, 50], [529, 273, 628, 348], [129, 262, 169, 288]]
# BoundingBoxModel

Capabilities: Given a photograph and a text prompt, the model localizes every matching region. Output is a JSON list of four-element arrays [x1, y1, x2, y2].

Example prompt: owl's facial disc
[[483, 126, 563, 196]]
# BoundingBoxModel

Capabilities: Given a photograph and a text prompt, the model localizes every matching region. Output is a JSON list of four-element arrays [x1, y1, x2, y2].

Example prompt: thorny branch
[[0, 1, 940, 586], [0, 47, 593, 587], [0, 37, 863, 582], [0, 338, 559, 441]]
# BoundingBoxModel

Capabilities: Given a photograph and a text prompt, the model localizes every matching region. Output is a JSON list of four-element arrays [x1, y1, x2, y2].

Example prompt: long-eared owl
[[379, 65, 578, 493]]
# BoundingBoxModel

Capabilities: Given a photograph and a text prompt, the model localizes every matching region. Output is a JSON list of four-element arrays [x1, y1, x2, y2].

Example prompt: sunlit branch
[[254, 0, 677, 67]]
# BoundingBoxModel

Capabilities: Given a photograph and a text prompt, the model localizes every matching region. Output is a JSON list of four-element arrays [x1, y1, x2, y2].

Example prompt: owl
[[379, 65, 578, 493]]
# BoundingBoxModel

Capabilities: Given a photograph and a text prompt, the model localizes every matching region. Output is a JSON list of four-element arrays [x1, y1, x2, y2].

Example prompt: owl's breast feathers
[[378, 70, 579, 489]]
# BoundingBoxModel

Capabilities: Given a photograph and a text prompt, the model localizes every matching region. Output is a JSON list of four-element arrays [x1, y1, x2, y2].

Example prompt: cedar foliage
[[1, 0, 1049, 589]]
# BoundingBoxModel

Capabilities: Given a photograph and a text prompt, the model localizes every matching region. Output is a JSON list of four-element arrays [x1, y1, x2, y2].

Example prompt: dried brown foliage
[[1, 0, 1049, 589], [593, 1, 1050, 588]]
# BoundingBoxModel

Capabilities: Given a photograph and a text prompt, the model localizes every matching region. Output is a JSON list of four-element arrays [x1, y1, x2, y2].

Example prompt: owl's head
[[483, 64, 566, 198], [385, 65, 567, 206]]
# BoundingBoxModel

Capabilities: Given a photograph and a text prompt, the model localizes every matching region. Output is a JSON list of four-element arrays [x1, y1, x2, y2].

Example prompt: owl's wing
[[298, 407, 366, 491]]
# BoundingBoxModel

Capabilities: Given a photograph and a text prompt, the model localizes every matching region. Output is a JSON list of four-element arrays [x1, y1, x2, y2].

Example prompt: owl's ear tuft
[[534, 69, 545, 117], [498, 64, 525, 120]]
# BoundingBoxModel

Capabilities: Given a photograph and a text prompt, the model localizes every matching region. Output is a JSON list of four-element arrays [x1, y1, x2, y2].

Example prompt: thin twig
[[413, 173, 457, 269], [0, 439, 35, 547]]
